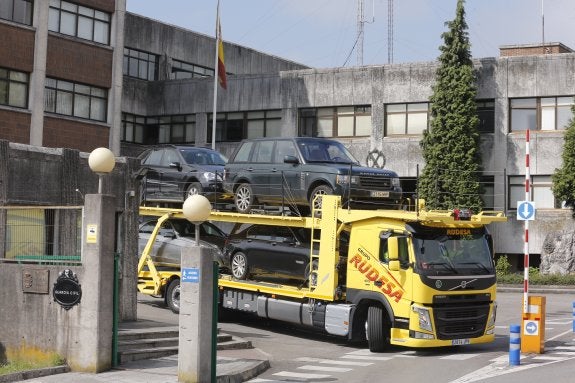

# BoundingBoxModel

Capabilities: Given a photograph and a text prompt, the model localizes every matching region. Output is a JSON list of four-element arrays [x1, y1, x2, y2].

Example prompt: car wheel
[[309, 184, 333, 213], [234, 183, 255, 214], [231, 252, 249, 280], [365, 305, 390, 352], [166, 279, 181, 314], [185, 182, 203, 199]]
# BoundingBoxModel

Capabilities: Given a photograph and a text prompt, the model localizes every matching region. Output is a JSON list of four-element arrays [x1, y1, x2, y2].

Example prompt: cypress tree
[[552, 101, 575, 217], [419, 0, 484, 212]]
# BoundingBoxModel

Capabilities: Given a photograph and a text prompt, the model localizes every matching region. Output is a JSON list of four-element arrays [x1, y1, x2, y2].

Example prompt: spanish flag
[[217, 16, 227, 90]]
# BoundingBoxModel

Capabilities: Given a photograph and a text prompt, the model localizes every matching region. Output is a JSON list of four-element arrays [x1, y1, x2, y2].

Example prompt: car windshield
[[180, 149, 227, 166], [296, 139, 360, 165], [411, 226, 494, 276]]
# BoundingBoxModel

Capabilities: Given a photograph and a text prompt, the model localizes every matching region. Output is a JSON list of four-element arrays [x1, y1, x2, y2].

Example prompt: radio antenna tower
[[388, 0, 394, 63], [356, 0, 375, 66]]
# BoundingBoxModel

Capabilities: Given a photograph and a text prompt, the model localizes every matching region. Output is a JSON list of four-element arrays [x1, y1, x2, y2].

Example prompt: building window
[[508, 175, 560, 209], [246, 110, 281, 138], [171, 59, 214, 80], [208, 110, 281, 142], [123, 48, 158, 81], [510, 97, 574, 131], [146, 115, 196, 144], [298, 106, 371, 137], [385, 103, 430, 136], [0, 67, 29, 108], [44, 77, 107, 122], [0, 0, 33, 25], [48, 0, 110, 45], [480, 175, 495, 210], [121, 113, 145, 143], [477, 100, 495, 133]]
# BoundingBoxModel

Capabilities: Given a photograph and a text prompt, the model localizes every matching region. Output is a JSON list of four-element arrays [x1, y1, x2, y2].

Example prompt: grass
[[0, 353, 65, 376]]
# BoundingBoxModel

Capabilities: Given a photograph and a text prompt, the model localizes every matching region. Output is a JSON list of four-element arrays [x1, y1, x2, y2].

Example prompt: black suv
[[223, 137, 402, 214], [139, 145, 230, 203]]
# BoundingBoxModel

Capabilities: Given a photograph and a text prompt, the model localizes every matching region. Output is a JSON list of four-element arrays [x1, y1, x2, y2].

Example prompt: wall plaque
[[52, 269, 82, 310], [22, 269, 50, 294]]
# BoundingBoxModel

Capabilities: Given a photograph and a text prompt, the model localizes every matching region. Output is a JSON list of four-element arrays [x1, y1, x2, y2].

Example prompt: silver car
[[138, 218, 228, 267]]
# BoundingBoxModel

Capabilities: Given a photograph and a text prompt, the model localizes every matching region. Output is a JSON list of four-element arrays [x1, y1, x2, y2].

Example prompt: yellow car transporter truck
[[138, 195, 506, 352]]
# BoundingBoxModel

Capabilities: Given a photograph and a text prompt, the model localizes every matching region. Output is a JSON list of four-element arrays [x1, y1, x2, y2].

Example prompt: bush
[[495, 255, 575, 285]]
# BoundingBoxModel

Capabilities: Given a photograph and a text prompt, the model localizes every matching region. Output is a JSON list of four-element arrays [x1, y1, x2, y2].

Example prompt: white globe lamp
[[88, 147, 116, 193], [183, 195, 212, 245]]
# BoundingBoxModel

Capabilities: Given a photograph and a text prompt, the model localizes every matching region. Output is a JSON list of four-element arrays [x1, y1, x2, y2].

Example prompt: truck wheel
[[185, 182, 203, 199], [366, 305, 390, 352], [166, 279, 181, 314], [309, 185, 333, 213], [231, 252, 249, 280], [235, 183, 255, 214]]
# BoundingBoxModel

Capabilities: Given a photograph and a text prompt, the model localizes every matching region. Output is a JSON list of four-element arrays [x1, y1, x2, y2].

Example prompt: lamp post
[[180, 194, 216, 382], [88, 147, 116, 194]]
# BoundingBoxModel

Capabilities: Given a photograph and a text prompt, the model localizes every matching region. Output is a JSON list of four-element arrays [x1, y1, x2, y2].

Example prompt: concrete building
[[1, 3, 573, 267]]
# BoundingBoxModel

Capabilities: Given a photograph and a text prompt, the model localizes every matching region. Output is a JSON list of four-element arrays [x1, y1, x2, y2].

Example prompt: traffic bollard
[[509, 324, 521, 366]]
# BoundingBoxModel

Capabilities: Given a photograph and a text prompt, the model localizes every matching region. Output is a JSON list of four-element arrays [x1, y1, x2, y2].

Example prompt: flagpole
[[211, 0, 220, 150]]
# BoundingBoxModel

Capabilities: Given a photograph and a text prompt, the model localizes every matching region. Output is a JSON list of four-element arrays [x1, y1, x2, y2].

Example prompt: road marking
[[295, 357, 373, 366], [546, 319, 572, 325], [547, 346, 575, 351], [441, 353, 480, 360], [298, 364, 353, 372], [341, 354, 393, 361], [532, 356, 568, 361], [273, 371, 331, 379]]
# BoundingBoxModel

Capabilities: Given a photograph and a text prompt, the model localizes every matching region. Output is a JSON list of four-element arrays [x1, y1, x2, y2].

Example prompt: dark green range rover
[[223, 137, 402, 215]]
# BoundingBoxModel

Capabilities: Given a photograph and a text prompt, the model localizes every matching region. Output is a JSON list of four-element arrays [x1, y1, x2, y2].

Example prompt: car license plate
[[452, 338, 470, 346], [370, 191, 389, 198]]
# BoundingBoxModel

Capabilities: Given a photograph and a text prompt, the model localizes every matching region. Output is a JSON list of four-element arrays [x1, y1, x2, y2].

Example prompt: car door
[[158, 148, 186, 200], [246, 140, 274, 203], [269, 226, 309, 280], [140, 149, 164, 200], [268, 139, 306, 205]]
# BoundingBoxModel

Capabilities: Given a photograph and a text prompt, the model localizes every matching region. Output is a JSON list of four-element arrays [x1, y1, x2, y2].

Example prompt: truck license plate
[[452, 339, 470, 346], [370, 191, 389, 198]]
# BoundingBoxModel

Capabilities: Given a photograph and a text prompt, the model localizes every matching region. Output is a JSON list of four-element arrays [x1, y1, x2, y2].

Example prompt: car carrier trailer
[[137, 195, 506, 351]]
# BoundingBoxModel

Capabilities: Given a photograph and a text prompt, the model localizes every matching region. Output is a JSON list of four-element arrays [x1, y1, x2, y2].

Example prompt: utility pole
[[357, 0, 364, 66], [388, 0, 394, 63]]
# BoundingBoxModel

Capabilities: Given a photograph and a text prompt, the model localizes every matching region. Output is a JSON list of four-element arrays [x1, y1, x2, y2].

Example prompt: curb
[[0, 365, 69, 383], [497, 285, 575, 294], [217, 359, 270, 383]]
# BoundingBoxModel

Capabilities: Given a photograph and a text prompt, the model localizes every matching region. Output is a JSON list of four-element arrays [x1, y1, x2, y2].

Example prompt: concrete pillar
[[68, 194, 116, 372], [29, 0, 49, 146], [178, 246, 214, 382]]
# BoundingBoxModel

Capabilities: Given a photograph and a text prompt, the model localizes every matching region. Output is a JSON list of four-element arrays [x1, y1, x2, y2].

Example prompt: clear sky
[[126, 0, 575, 68]]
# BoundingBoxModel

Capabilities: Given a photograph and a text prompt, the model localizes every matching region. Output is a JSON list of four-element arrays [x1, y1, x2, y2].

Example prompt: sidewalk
[[8, 347, 269, 383]]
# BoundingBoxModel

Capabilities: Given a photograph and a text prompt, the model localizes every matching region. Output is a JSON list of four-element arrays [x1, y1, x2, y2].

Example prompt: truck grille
[[359, 175, 391, 190], [433, 303, 489, 340]]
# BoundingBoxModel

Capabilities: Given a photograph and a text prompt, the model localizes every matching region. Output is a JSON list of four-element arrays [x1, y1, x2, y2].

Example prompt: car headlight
[[336, 175, 359, 185], [201, 172, 216, 181], [412, 304, 432, 332], [392, 177, 400, 187]]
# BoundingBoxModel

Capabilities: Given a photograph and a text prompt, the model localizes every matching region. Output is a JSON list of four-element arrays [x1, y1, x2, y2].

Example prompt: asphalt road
[[138, 291, 575, 382]]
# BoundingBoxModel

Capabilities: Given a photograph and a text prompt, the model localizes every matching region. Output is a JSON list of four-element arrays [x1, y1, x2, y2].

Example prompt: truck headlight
[[487, 301, 497, 328], [336, 175, 359, 185], [412, 304, 432, 332]]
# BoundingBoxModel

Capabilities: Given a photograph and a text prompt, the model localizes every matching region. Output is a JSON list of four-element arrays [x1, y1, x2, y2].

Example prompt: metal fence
[[0, 206, 83, 264]]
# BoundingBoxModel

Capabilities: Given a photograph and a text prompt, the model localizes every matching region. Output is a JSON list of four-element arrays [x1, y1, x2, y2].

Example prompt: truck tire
[[234, 183, 255, 214], [231, 252, 249, 280], [166, 279, 181, 314], [366, 305, 390, 352], [185, 182, 203, 199], [309, 184, 333, 213]]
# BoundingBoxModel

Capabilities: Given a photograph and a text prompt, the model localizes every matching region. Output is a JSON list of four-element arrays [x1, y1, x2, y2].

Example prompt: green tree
[[419, 0, 483, 212], [552, 101, 575, 217]]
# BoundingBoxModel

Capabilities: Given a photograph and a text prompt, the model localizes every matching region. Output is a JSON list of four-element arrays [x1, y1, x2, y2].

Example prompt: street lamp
[[182, 194, 212, 245], [88, 147, 115, 194]]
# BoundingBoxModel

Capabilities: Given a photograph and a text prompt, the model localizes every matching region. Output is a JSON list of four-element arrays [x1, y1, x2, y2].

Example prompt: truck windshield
[[411, 227, 494, 276]]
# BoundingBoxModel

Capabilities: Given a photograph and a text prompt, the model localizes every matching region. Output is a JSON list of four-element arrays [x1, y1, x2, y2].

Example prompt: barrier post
[[509, 325, 521, 366]]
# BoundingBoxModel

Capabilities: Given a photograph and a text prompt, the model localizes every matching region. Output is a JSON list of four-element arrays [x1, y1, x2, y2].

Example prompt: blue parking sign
[[182, 268, 200, 283]]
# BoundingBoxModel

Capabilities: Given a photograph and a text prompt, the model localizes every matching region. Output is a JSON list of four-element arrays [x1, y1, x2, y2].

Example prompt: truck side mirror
[[387, 237, 400, 271]]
